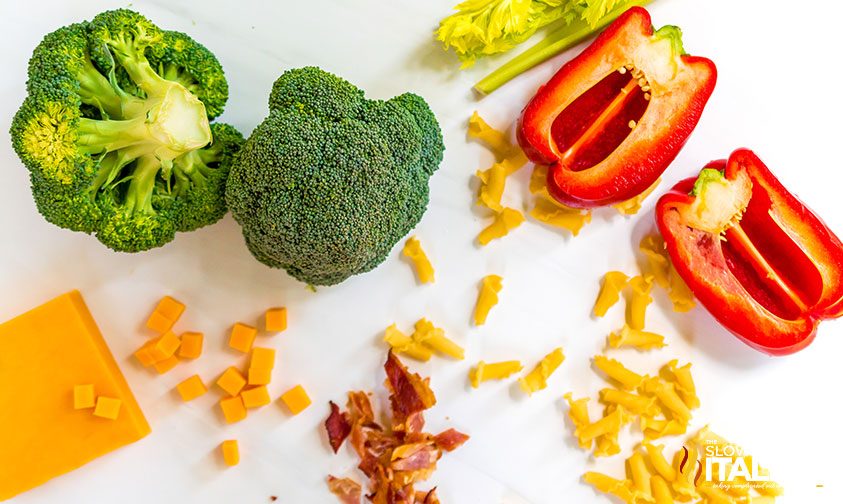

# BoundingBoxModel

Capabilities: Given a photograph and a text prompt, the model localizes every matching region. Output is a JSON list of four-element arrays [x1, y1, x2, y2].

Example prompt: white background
[[1, 0, 842, 502]]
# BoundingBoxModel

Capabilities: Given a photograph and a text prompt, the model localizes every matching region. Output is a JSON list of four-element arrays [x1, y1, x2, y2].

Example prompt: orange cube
[[280, 385, 311, 415], [241, 386, 271, 409], [149, 331, 180, 361], [229, 323, 257, 353], [250, 347, 276, 370], [133, 336, 162, 367], [247, 367, 272, 386], [153, 354, 179, 374], [155, 296, 185, 323], [93, 396, 122, 420], [219, 396, 247, 424], [145, 311, 174, 334], [221, 440, 239, 466], [179, 332, 204, 359], [216, 367, 246, 397], [265, 307, 287, 332], [176, 375, 207, 402], [73, 384, 95, 409]]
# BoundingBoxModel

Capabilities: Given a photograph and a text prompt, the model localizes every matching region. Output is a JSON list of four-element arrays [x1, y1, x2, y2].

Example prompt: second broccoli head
[[10, 9, 243, 252], [226, 67, 445, 286]]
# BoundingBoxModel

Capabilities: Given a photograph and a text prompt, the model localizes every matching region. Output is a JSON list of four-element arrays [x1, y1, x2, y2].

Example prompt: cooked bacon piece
[[327, 476, 362, 504], [326, 401, 352, 453], [325, 352, 466, 504], [433, 429, 469, 452], [417, 489, 440, 504], [391, 442, 441, 472], [385, 350, 436, 424]]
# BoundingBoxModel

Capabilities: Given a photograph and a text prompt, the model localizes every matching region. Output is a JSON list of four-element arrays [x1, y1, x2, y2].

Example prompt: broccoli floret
[[226, 67, 445, 286], [10, 9, 243, 252]]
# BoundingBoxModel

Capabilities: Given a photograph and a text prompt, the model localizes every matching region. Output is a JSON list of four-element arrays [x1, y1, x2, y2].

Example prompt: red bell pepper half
[[656, 149, 843, 355], [517, 7, 716, 208]]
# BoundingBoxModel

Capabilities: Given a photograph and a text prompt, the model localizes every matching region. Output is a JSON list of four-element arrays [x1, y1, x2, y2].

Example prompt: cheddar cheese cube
[[241, 386, 271, 409], [280, 385, 311, 415], [93, 396, 122, 420], [73, 384, 95, 409], [219, 396, 247, 424], [221, 440, 239, 466], [145, 310, 174, 334], [248, 367, 272, 386], [154, 296, 185, 323], [216, 367, 246, 397], [176, 375, 208, 402], [153, 354, 180, 374], [265, 307, 287, 333], [250, 347, 276, 370], [178, 331, 203, 359], [133, 339, 158, 367], [149, 331, 180, 361], [0, 291, 150, 501], [229, 323, 257, 353]]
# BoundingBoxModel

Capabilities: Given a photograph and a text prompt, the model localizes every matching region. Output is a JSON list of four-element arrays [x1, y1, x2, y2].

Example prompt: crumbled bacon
[[328, 476, 363, 504], [433, 429, 469, 452], [326, 401, 352, 453], [324, 352, 469, 504]]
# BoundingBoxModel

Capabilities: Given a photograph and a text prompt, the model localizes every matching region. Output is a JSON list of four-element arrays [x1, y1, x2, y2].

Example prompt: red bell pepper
[[517, 7, 716, 208], [656, 149, 843, 355]]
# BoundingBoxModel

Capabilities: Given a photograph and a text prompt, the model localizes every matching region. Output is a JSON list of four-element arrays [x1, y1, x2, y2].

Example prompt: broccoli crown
[[10, 9, 242, 252], [226, 67, 445, 286]]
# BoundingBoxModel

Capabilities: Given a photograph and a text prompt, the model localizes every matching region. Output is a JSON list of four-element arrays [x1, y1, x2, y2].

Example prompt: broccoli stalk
[[10, 9, 244, 252]]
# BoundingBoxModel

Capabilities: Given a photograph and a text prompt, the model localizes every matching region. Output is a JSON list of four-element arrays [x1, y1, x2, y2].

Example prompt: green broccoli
[[10, 9, 243, 252], [226, 67, 445, 286]]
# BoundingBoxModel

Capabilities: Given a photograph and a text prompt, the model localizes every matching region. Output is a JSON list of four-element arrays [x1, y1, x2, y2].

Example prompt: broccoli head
[[226, 67, 445, 286], [10, 9, 243, 252]]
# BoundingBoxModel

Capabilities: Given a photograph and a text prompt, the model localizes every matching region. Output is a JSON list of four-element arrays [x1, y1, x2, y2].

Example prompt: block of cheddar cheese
[[0, 291, 151, 501]]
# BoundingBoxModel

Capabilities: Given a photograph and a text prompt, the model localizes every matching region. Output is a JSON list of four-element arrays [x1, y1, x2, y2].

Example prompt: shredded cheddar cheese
[[518, 347, 564, 395], [473, 275, 503, 326], [412, 319, 464, 360], [477, 207, 525, 245], [594, 271, 629, 317], [383, 324, 433, 362], [613, 178, 661, 215], [469, 360, 523, 388], [402, 236, 435, 284], [593, 355, 645, 390], [625, 275, 654, 330], [608, 324, 666, 351], [639, 234, 696, 312], [529, 197, 592, 236], [467, 112, 513, 158]]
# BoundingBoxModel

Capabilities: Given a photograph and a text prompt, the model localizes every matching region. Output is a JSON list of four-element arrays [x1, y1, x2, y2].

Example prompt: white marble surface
[[1, 0, 842, 502]]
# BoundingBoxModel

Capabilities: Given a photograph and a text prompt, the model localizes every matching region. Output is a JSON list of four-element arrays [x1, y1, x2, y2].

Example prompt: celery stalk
[[474, 0, 654, 95]]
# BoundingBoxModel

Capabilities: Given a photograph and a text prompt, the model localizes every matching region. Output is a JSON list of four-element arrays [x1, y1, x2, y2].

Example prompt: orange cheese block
[[0, 291, 150, 501]]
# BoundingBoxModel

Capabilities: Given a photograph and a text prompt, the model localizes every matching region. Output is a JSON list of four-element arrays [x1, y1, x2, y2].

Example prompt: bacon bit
[[385, 350, 436, 427], [433, 429, 470, 452], [324, 352, 468, 504], [326, 401, 352, 453], [327, 476, 363, 504], [419, 488, 440, 504]]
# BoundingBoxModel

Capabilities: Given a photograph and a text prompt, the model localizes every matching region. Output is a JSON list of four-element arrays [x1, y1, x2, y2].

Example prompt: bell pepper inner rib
[[725, 221, 809, 314], [551, 69, 650, 173], [561, 78, 639, 164]]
